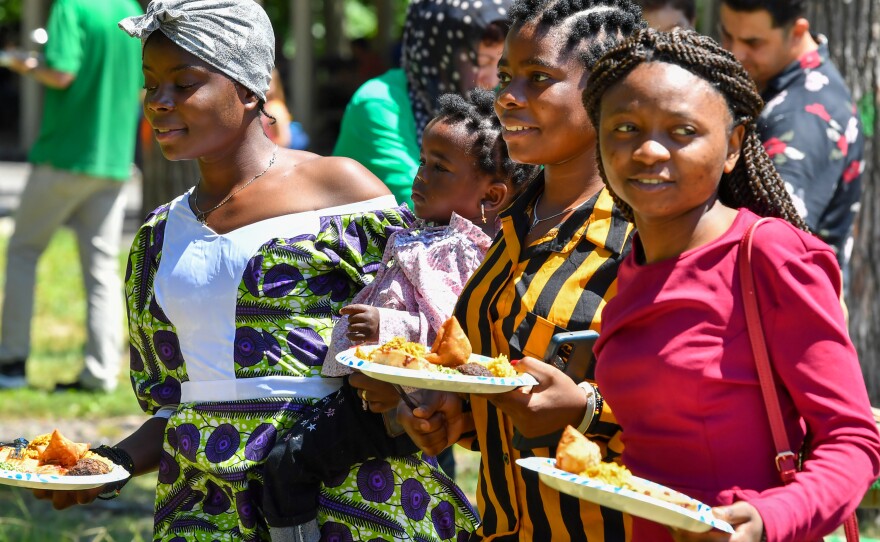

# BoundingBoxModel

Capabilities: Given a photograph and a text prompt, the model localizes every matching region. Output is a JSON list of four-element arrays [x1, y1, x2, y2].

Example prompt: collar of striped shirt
[[500, 172, 631, 257]]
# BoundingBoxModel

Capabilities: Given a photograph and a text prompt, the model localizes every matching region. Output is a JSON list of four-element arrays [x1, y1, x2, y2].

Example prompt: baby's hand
[[341, 304, 380, 342]]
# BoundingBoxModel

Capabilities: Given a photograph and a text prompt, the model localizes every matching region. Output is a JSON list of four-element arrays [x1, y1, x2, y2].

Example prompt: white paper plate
[[517, 457, 734, 534], [336, 346, 538, 393], [0, 463, 129, 490]]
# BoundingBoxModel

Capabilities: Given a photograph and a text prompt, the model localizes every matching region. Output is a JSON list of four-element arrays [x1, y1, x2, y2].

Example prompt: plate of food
[[0, 430, 129, 490], [516, 427, 734, 534], [336, 317, 538, 393]]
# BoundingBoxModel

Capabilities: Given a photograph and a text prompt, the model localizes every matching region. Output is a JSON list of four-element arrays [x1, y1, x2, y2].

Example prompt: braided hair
[[433, 88, 541, 194], [584, 27, 808, 230], [507, 0, 645, 67]]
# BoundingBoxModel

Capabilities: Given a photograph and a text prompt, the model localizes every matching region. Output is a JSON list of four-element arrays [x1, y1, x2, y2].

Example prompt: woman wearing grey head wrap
[[32, 1, 477, 541], [333, 0, 513, 208]]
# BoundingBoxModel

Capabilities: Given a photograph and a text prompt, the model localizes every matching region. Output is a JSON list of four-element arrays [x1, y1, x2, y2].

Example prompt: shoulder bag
[[739, 217, 859, 541]]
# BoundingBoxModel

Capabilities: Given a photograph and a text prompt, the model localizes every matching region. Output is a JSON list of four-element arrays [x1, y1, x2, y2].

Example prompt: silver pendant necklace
[[192, 145, 279, 225], [530, 193, 590, 231]]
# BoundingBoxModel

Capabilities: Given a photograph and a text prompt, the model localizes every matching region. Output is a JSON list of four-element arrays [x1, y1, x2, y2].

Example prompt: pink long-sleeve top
[[594, 208, 880, 542], [323, 213, 493, 375]]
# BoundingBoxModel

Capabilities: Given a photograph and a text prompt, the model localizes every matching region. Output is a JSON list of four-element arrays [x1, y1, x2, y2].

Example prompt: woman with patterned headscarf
[[30, 1, 478, 541], [333, 0, 512, 207]]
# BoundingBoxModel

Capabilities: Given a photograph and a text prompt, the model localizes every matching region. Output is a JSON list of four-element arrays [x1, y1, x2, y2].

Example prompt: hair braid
[[584, 27, 809, 231], [508, 0, 645, 66], [435, 89, 541, 194]]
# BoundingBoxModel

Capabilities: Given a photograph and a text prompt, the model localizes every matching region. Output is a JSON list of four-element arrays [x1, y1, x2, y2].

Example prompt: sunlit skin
[[412, 119, 506, 227], [142, 31, 255, 163], [598, 61, 744, 264], [718, 5, 816, 92], [495, 23, 596, 173], [643, 6, 693, 32]]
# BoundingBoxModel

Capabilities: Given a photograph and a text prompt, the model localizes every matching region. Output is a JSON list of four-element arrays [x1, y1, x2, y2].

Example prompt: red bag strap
[[739, 218, 859, 542], [738, 218, 798, 484]]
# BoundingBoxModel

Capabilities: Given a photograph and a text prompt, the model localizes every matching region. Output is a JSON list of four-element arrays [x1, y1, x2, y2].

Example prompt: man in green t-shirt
[[0, 0, 143, 392]]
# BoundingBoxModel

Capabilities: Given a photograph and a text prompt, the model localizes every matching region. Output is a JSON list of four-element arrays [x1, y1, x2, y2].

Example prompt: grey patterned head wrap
[[119, 0, 274, 102], [402, 0, 513, 144]]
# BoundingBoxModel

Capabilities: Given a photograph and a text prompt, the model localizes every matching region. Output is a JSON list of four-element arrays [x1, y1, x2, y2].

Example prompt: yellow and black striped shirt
[[453, 178, 634, 542]]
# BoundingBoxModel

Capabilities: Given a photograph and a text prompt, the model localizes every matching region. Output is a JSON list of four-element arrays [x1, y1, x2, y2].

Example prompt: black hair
[[482, 20, 509, 45], [507, 0, 646, 67], [720, 0, 806, 28], [637, 0, 695, 23], [433, 88, 541, 194], [584, 28, 808, 231], [258, 102, 277, 126]]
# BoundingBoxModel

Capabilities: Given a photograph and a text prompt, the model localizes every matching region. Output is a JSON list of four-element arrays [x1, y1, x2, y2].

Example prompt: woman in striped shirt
[[398, 1, 643, 540]]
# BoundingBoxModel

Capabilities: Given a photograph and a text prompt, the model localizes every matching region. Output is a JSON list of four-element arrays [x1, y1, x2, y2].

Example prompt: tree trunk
[[139, 123, 200, 216], [806, 0, 880, 405]]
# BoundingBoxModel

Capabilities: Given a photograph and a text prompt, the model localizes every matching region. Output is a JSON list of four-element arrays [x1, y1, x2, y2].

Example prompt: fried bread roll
[[556, 425, 602, 474], [39, 429, 89, 468], [425, 316, 472, 367], [367, 337, 432, 370]]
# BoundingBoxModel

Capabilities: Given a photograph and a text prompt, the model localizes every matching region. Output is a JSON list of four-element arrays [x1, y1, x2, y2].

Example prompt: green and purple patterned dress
[[125, 191, 478, 541]]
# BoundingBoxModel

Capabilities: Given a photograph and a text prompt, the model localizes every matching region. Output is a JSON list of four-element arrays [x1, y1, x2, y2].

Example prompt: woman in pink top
[[585, 29, 880, 541]]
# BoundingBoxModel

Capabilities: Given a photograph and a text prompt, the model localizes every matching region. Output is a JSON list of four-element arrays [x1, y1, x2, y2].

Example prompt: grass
[[0, 226, 875, 540]]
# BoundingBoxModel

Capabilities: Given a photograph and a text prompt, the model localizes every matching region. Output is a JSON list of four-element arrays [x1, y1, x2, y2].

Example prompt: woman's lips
[[154, 128, 186, 142]]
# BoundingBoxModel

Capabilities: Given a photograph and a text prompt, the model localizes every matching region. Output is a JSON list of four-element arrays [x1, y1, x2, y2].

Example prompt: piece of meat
[[455, 362, 492, 377], [67, 457, 111, 476]]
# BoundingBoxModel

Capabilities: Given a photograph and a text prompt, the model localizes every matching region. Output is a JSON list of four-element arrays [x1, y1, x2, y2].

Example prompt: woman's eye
[[497, 72, 511, 85], [613, 123, 636, 133], [531, 72, 549, 82], [673, 126, 697, 136]]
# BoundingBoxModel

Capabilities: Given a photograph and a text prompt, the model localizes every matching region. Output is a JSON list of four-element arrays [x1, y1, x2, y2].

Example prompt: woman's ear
[[723, 123, 746, 174], [238, 84, 260, 112], [482, 180, 510, 213]]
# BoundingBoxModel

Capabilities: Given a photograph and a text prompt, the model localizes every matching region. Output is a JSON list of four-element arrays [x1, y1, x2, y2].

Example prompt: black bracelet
[[91, 445, 135, 474], [91, 445, 134, 500]]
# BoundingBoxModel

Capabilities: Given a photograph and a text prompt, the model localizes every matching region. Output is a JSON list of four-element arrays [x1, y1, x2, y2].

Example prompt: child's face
[[494, 22, 595, 167], [412, 119, 493, 224], [597, 61, 743, 226]]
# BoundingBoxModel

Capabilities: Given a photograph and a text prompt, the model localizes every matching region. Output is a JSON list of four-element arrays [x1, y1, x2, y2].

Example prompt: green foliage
[[0, 0, 22, 25], [344, 0, 377, 39]]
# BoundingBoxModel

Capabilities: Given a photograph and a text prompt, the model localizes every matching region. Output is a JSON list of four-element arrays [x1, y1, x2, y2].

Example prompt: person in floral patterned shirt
[[719, 0, 864, 270]]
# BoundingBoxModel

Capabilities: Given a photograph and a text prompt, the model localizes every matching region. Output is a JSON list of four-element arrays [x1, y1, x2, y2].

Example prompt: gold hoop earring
[[481, 202, 487, 224]]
